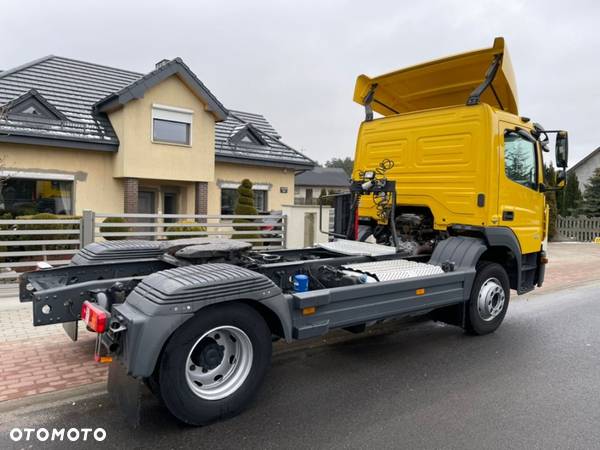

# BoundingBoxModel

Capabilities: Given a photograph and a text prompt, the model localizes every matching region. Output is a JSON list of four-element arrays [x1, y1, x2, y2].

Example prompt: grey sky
[[2, 0, 598, 166]]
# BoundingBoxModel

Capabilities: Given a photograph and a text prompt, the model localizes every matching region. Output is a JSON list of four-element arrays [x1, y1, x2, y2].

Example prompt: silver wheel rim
[[185, 326, 253, 400], [477, 277, 506, 322]]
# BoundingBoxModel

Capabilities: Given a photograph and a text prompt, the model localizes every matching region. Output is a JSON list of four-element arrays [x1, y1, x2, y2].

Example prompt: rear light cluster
[[81, 301, 109, 333]]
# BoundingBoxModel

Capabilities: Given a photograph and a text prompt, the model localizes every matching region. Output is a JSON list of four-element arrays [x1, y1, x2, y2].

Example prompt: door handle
[[502, 210, 514, 221]]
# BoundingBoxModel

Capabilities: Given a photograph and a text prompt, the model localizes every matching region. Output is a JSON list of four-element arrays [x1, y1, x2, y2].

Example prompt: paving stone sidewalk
[[0, 242, 598, 403], [0, 303, 107, 402]]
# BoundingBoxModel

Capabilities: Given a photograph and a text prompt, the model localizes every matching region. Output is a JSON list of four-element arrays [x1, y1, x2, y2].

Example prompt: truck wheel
[[158, 303, 272, 425], [465, 261, 510, 335]]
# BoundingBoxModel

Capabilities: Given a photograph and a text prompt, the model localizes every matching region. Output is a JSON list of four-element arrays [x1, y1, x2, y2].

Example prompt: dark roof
[[569, 146, 600, 172], [0, 55, 227, 151], [0, 55, 142, 150], [95, 57, 228, 121], [295, 167, 349, 187], [215, 110, 314, 170]]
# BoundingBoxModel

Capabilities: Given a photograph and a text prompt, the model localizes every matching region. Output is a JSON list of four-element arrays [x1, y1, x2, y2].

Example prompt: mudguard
[[429, 236, 488, 270], [71, 240, 164, 265], [429, 236, 488, 295], [112, 263, 287, 378]]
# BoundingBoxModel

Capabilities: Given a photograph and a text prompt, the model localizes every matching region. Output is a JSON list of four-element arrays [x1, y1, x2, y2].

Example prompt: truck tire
[[158, 302, 272, 425], [465, 261, 510, 335]]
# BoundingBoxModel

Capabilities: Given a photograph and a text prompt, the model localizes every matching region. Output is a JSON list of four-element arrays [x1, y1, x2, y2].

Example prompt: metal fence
[[0, 211, 285, 298], [0, 217, 81, 298], [556, 215, 600, 242]]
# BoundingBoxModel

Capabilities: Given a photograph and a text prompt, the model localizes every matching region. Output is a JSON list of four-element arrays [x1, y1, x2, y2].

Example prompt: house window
[[220, 187, 269, 215], [0, 178, 73, 216], [253, 190, 268, 212], [152, 105, 193, 145]]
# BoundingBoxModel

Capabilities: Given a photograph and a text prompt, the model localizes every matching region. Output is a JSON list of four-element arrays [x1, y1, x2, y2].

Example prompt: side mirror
[[556, 131, 569, 168], [556, 170, 566, 189]]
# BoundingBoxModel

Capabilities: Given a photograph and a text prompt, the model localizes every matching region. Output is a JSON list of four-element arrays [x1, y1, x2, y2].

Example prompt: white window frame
[[151, 104, 193, 146], [219, 182, 270, 191], [0, 170, 75, 181]]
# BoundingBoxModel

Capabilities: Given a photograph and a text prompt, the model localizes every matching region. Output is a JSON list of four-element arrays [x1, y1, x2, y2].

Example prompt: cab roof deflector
[[354, 37, 518, 119]]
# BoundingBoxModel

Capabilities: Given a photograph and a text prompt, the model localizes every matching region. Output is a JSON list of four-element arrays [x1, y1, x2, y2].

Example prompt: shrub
[[233, 179, 259, 242], [15, 213, 80, 249], [99, 217, 129, 240], [165, 220, 207, 240]]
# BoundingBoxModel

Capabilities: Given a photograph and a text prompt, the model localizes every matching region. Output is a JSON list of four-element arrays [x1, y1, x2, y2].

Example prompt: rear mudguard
[[112, 263, 289, 378]]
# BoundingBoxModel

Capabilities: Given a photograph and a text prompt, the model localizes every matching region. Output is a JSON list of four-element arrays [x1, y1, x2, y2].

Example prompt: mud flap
[[107, 361, 143, 427], [62, 321, 78, 341]]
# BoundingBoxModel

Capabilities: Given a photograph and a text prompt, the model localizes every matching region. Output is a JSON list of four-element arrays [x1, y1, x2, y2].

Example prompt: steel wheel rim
[[477, 277, 505, 322], [185, 325, 253, 400]]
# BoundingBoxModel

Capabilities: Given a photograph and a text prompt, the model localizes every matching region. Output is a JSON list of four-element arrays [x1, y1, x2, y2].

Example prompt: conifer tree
[[580, 168, 600, 217], [543, 164, 558, 239], [557, 171, 582, 216], [233, 179, 259, 241]]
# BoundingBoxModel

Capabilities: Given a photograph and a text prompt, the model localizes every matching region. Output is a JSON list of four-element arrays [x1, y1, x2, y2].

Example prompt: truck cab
[[350, 37, 568, 294]]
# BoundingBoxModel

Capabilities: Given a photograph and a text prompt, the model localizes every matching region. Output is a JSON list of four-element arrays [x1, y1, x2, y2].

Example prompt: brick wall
[[123, 178, 139, 213], [195, 182, 208, 215]]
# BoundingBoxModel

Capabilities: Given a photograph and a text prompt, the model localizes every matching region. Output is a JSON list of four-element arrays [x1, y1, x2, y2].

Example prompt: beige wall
[[208, 162, 295, 215], [0, 143, 122, 215], [281, 204, 330, 248], [108, 75, 216, 182]]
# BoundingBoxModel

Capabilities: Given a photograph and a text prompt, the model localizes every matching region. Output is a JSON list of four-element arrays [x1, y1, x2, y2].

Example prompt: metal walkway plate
[[343, 259, 444, 282], [317, 239, 397, 257]]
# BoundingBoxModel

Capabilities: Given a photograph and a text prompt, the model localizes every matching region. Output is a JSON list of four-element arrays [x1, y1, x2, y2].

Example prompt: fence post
[[281, 214, 288, 249], [80, 209, 95, 247]]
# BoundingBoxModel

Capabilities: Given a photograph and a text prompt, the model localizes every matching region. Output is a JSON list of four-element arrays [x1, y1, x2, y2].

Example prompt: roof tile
[[0, 56, 141, 149], [215, 110, 314, 168]]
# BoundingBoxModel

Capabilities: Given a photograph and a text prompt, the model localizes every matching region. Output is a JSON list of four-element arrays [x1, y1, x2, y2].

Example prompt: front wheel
[[465, 261, 510, 335], [158, 303, 272, 425]]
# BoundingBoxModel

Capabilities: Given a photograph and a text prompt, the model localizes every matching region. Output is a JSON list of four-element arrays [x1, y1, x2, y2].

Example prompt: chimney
[[155, 59, 170, 69]]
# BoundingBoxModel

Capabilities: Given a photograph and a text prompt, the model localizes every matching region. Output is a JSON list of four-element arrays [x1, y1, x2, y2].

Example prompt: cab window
[[504, 131, 537, 189]]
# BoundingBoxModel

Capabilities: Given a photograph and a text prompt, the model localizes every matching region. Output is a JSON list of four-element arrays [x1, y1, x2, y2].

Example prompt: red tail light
[[81, 301, 108, 333]]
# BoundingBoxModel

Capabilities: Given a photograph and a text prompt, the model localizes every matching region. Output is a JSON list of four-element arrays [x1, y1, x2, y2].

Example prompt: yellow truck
[[21, 37, 569, 426], [346, 36, 568, 295]]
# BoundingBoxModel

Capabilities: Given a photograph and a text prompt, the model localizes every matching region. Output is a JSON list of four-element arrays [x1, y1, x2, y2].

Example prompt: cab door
[[497, 122, 545, 255]]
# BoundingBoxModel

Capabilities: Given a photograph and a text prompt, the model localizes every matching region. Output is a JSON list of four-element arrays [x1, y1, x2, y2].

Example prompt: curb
[[0, 382, 107, 416]]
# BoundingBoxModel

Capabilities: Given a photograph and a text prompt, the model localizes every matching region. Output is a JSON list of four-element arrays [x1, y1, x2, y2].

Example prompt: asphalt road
[[1, 282, 600, 450]]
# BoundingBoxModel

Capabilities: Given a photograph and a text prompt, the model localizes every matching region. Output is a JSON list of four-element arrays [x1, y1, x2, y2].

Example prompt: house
[[0, 56, 314, 218], [569, 146, 600, 192], [294, 167, 349, 204]]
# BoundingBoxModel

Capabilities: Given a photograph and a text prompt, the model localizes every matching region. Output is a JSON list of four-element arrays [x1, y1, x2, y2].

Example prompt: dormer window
[[2, 89, 66, 120], [229, 123, 267, 146], [152, 104, 193, 146], [20, 105, 41, 115]]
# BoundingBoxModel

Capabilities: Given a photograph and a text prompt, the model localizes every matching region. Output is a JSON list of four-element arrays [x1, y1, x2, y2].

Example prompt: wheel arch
[[135, 296, 291, 381], [478, 245, 519, 290], [434, 227, 522, 291], [115, 263, 291, 379]]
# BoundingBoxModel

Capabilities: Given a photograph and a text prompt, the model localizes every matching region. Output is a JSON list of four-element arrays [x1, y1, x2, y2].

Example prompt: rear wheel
[[465, 261, 510, 335], [158, 303, 272, 425]]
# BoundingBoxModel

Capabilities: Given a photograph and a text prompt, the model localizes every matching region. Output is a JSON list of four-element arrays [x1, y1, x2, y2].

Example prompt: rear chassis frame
[[20, 236, 484, 380]]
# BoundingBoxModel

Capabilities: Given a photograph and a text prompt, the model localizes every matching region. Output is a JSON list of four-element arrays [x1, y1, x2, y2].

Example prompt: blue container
[[293, 274, 309, 292]]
